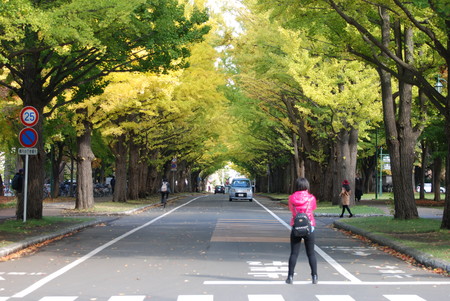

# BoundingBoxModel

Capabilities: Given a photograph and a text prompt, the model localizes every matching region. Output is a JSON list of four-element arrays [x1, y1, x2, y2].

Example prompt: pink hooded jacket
[[288, 190, 317, 227]]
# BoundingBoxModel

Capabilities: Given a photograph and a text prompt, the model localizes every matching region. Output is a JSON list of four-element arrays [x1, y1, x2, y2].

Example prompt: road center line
[[252, 198, 362, 283], [12, 196, 205, 299]]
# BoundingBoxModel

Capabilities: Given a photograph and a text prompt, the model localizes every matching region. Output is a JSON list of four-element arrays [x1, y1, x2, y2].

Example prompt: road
[[0, 194, 449, 301]]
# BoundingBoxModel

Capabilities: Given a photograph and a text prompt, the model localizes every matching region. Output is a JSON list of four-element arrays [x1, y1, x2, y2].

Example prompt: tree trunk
[[442, 120, 450, 228], [419, 140, 427, 199], [433, 156, 442, 202], [75, 117, 95, 209], [50, 142, 65, 198], [292, 133, 303, 178], [378, 68, 418, 219], [112, 134, 128, 202], [138, 159, 148, 198], [335, 127, 359, 205], [127, 137, 140, 200], [378, 9, 418, 219]]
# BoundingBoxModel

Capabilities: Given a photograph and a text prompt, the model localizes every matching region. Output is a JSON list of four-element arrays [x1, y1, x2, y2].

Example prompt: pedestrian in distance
[[160, 178, 171, 208], [286, 177, 318, 285], [339, 179, 353, 218], [355, 173, 363, 202], [11, 169, 24, 195], [110, 176, 116, 194]]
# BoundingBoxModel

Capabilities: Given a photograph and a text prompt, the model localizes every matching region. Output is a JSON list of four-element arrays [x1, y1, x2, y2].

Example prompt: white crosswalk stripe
[[0, 294, 432, 300], [248, 295, 285, 301], [383, 295, 427, 301]]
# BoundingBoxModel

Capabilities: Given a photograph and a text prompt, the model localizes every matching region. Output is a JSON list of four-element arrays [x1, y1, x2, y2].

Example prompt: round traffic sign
[[20, 106, 39, 127], [19, 128, 38, 148]]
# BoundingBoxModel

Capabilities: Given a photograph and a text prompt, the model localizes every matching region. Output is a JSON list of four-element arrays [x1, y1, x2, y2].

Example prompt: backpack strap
[[294, 198, 310, 215]]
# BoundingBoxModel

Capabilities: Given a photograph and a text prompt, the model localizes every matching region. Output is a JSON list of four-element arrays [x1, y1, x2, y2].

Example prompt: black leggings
[[287, 230, 317, 277], [341, 205, 352, 216]]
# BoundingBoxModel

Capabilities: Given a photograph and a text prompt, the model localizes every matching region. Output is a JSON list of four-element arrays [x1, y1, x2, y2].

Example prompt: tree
[[255, 0, 445, 220], [229, 6, 381, 201], [0, 0, 209, 218]]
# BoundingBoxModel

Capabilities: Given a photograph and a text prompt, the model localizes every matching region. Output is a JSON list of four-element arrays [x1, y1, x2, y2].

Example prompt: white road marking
[[248, 295, 285, 301], [12, 196, 206, 298], [177, 296, 213, 301], [252, 198, 362, 283], [203, 280, 450, 285], [316, 296, 355, 301], [383, 295, 427, 301]]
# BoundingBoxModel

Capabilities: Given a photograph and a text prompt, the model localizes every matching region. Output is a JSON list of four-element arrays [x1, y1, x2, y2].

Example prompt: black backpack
[[292, 202, 312, 237], [11, 174, 20, 190]]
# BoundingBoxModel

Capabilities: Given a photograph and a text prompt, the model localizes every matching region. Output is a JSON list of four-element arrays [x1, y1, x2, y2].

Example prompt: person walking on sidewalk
[[339, 179, 353, 218], [160, 178, 171, 208], [285, 177, 318, 285]]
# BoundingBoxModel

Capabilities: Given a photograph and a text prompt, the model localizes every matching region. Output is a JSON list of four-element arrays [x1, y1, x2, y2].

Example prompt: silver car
[[229, 178, 253, 202]]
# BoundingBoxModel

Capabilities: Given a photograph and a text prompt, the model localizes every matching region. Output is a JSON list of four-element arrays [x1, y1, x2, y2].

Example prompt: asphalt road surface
[[0, 194, 449, 301]]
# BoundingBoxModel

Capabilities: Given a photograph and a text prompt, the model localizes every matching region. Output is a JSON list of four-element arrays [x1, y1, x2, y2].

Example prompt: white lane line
[[177, 296, 214, 301], [203, 280, 450, 285], [248, 295, 285, 301], [252, 198, 362, 283], [12, 196, 206, 299], [317, 296, 355, 301], [383, 295, 427, 301]]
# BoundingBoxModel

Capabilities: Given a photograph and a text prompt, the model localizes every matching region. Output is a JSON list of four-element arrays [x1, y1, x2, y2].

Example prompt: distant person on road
[[355, 174, 363, 202], [339, 179, 353, 218], [160, 178, 171, 208], [286, 177, 318, 285]]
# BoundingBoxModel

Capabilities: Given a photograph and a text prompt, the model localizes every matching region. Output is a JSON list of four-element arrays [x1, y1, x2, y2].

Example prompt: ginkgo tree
[[229, 5, 381, 201], [255, 0, 447, 223], [0, 0, 210, 218], [71, 23, 229, 207]]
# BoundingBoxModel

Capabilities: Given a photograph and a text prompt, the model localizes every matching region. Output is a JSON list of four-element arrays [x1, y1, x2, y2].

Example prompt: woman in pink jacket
[[286, 177, 318, 284]]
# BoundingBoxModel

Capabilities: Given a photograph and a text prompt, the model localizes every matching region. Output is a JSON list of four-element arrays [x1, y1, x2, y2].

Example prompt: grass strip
[[0, 216, 93, 234], [339, 216, 450, 262]]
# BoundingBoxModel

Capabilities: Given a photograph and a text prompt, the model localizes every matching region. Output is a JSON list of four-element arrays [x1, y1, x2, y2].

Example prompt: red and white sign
[[19, 127, 38, 148], [20, 106, 39, 127]]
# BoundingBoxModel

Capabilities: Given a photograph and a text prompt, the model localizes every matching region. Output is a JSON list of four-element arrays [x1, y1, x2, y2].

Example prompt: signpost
[[18, 106, 39, 222]]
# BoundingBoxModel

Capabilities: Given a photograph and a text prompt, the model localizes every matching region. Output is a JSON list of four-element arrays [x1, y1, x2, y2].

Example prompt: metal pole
[[23, 154, 29, 223], [375, 130, 378, 200], [379, 148, 383, 197]]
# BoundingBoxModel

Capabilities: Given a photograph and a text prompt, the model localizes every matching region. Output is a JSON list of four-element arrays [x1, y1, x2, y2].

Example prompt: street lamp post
[[435, 75, 447, 93]]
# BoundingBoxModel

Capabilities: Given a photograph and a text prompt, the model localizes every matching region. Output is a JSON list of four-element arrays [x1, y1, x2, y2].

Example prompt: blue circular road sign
[[19, 128, 38, 148]]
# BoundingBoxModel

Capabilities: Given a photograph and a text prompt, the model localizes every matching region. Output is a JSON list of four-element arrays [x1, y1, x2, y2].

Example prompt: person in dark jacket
[[355, 174, 363, 202], [12, 169, 24, 194], [160, 178, 171, 207], [286, 177, 318, 285]]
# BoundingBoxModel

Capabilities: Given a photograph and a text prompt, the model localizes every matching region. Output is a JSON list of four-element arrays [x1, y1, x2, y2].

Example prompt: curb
[[0, 218, 108, 258], [0, 197, 178, 259], [334, 220, 450, 274]]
